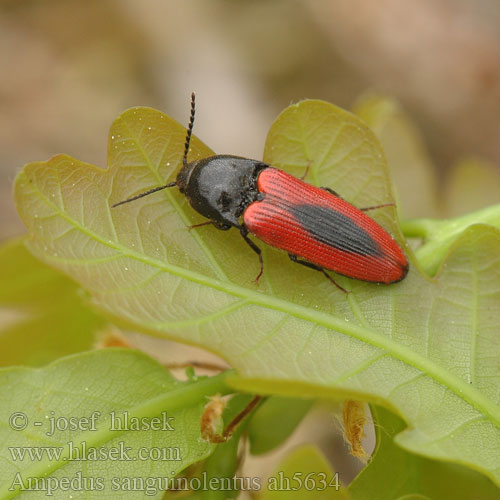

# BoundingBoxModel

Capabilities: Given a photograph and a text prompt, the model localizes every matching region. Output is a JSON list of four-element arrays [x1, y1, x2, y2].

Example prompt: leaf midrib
[[21, 171, 500, 431]]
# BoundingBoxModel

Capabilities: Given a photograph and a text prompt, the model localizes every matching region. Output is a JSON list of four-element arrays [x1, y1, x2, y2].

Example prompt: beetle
[[113, 93, 408, 293]]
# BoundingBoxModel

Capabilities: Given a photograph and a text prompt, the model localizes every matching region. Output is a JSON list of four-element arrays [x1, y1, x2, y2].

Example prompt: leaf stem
[[399, 218, 437, 239], [402, 204, 500, 276]]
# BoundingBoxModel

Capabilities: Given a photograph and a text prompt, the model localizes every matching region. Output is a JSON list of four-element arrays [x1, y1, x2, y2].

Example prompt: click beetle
[[113, 93, 408, 292]]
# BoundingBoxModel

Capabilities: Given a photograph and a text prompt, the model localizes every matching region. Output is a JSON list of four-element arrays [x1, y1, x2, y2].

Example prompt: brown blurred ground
[[2, 0, 500, 240]]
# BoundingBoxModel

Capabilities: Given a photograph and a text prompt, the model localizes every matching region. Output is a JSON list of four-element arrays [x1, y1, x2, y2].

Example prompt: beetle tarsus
[[187, 221, 214, 231], [240, 227, 264, 283], [300, 160, 312, 180], [359, 202, 395, 212], [288, 254, 349, 294], [321, 186, 341, 197]]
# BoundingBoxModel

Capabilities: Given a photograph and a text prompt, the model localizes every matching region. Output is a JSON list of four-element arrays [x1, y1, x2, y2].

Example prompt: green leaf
[[247, 396, 313, 455], [0, 237, 73, 307], [0, 349, 232, 499], [0, 238, 104, 366], [353, 94, 439, 219], [13, 101, 500, 490], [257, 445, 347, 499], [348, 406, 500, 500]]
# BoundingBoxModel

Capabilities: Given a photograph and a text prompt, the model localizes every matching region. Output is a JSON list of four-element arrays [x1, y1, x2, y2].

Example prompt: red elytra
[[243, 168, 408, 284]]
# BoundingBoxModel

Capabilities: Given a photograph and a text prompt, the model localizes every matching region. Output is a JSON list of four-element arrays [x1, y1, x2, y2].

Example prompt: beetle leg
[[240, 227, 264, 283], [213, 221, 232, 230], [320, 188, 394, 212], [300, 160, 312, 180], [321, 188, 394, 212], [187, 221, 214, 231], [288, 254, 349, 294], [187, 221, 231, 231], [359, 202, 395, 212], [321, 186, 341, 197]]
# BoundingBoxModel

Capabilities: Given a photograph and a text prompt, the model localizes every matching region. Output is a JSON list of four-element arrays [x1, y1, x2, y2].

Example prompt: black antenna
[[183, 92, 196, 166], [112, 92, 196, 208], [112, 182, 176, 208]]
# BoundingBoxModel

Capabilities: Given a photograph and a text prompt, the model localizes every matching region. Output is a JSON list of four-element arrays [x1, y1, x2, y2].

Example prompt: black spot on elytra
[[291, 204, 382, 257]]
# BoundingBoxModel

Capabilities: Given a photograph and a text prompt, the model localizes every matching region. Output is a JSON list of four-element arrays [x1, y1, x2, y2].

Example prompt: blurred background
[[2, 0, 500, 240], [2, 0, 500, 490]]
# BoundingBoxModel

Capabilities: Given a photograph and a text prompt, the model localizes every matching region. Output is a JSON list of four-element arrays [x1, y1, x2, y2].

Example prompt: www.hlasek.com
[[9, 440, 181, 462], [9, 471, 341, 496]]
